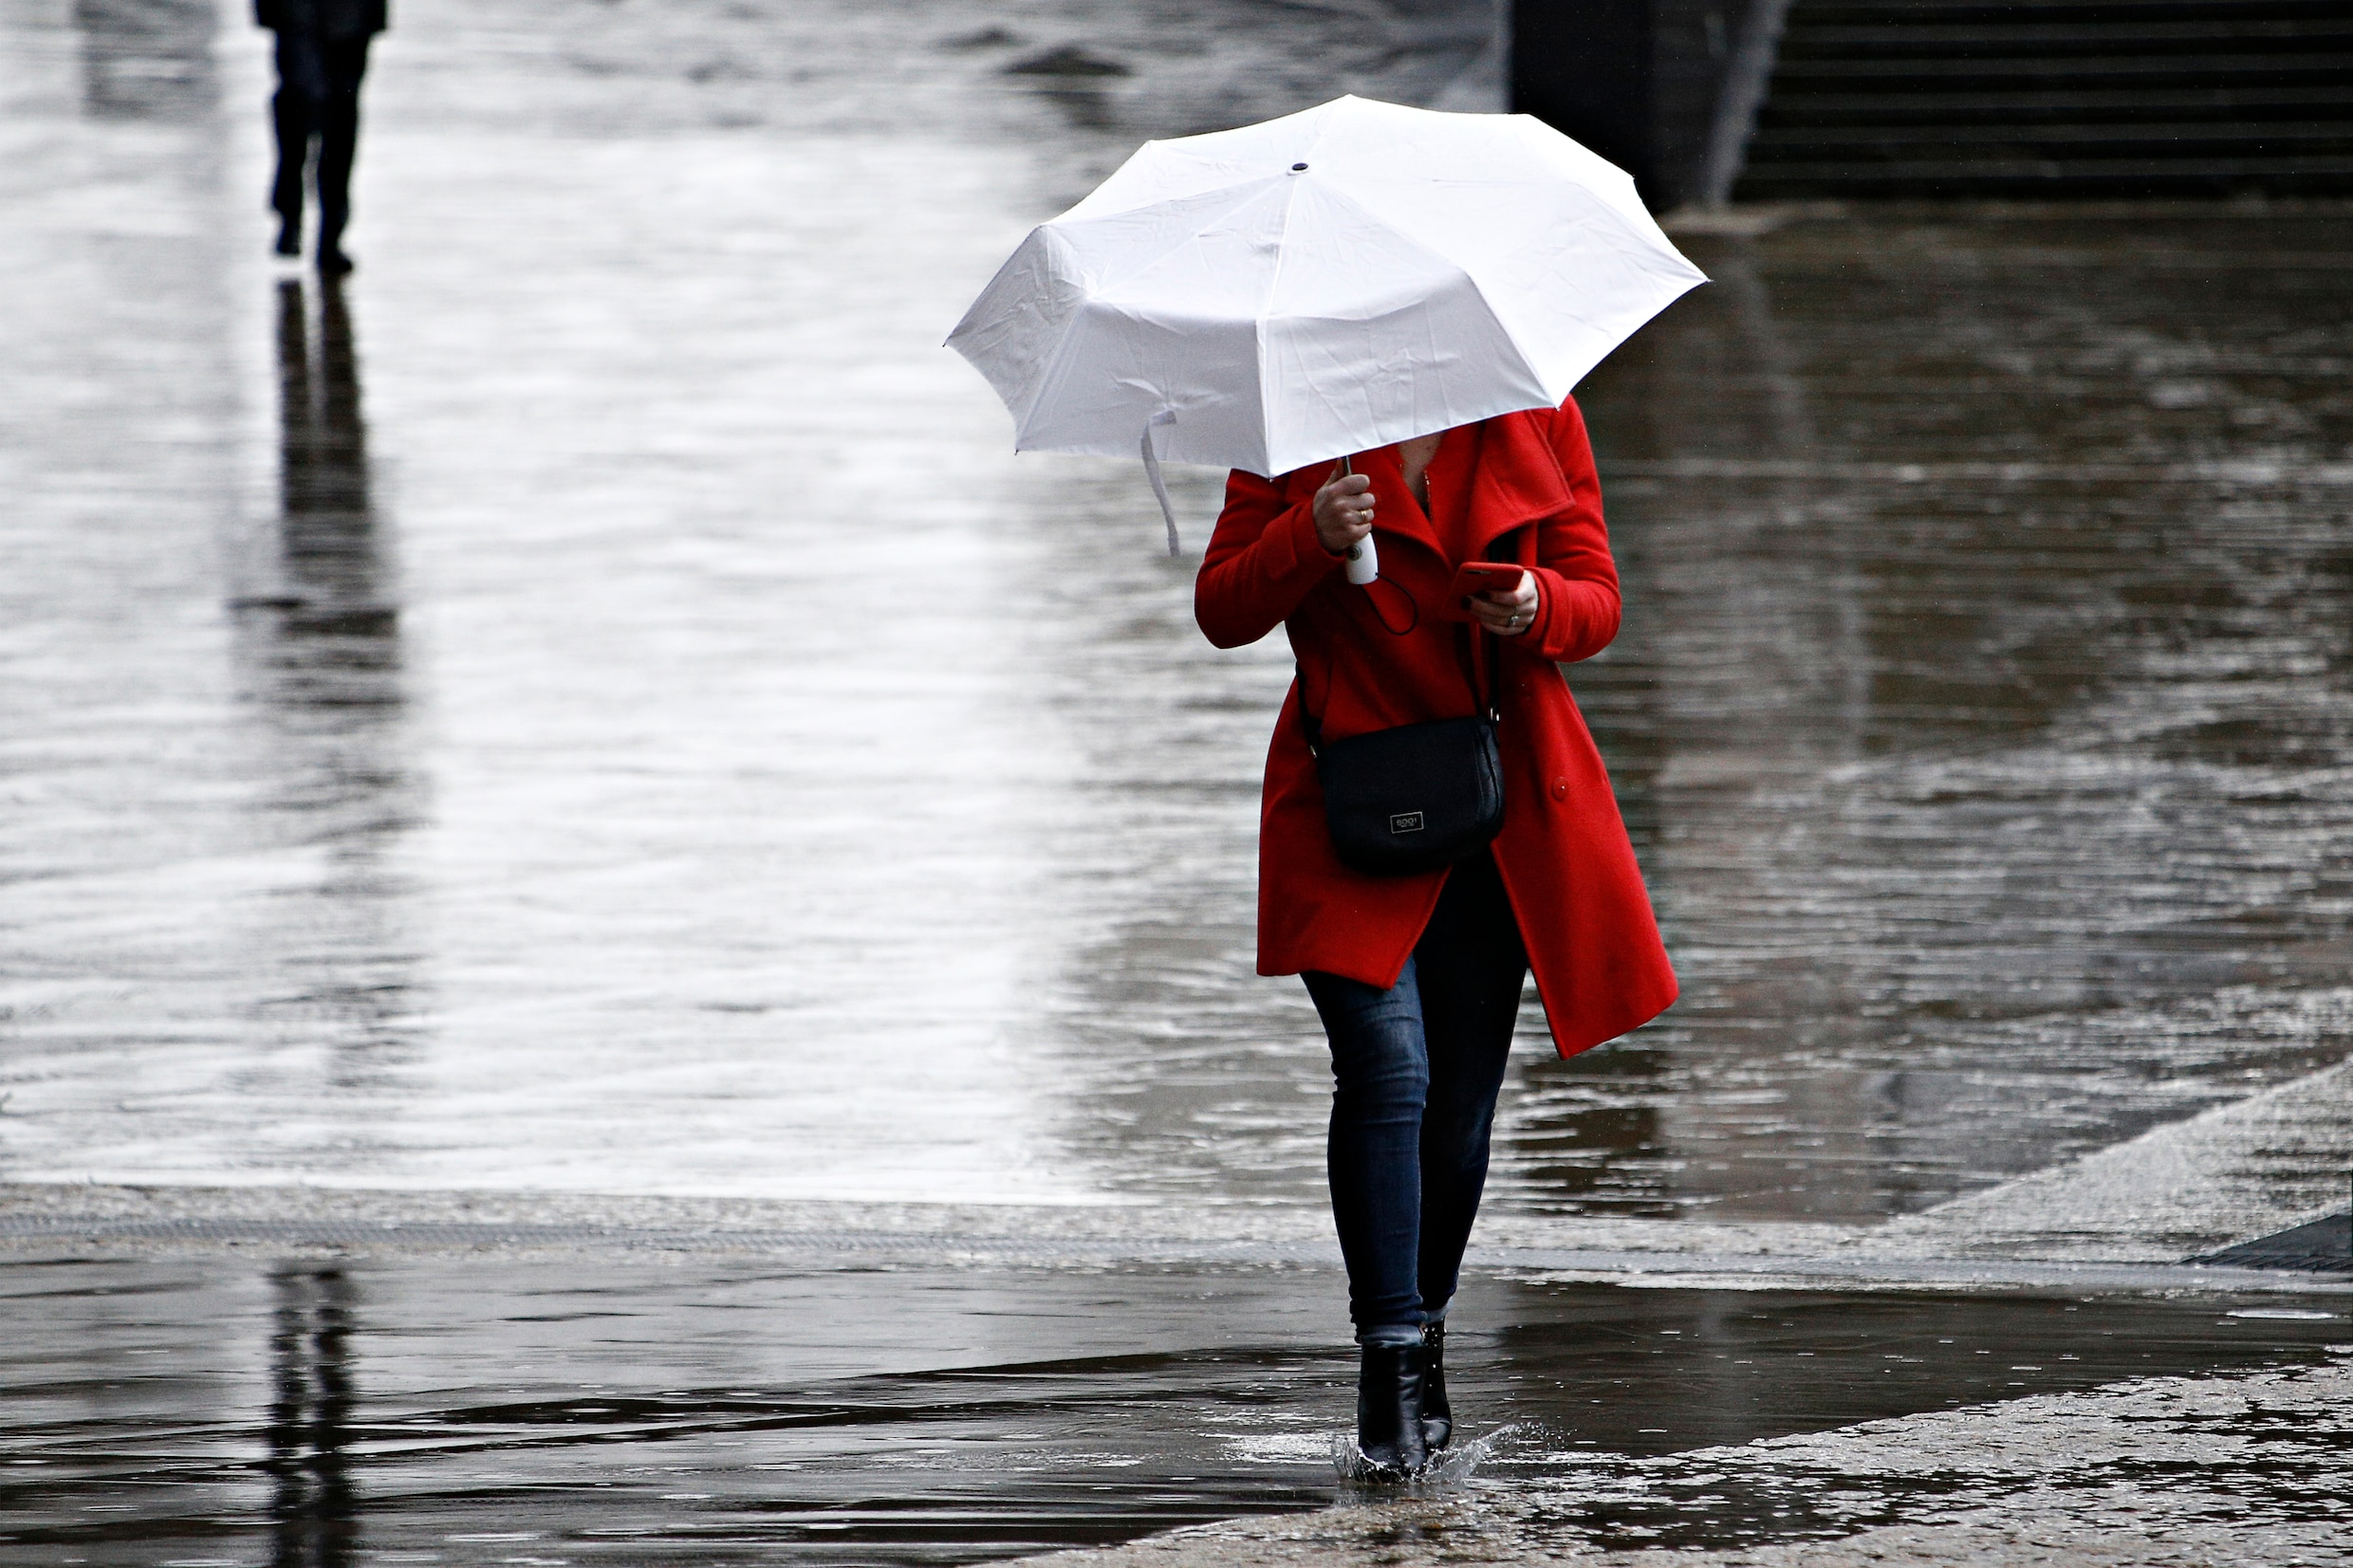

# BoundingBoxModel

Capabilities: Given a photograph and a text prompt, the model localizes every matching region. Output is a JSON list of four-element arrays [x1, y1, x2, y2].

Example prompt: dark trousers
[[271, 30, 371, 249], [1304, 851, 1528, 1345]]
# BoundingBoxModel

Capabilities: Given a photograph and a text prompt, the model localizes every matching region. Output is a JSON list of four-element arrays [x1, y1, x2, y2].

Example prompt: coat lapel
[[1362, 445, 1444, 561], [1458, 411, 1575, 561], [1285, 409, 1573, 566]]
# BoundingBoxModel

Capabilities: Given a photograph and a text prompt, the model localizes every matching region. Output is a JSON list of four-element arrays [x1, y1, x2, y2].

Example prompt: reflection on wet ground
[[1533, 213, 2353, 1220], [5, 1251, 2345, 1565], [7, 0, 1513, 1208], [5, 0, 2348, 1228]]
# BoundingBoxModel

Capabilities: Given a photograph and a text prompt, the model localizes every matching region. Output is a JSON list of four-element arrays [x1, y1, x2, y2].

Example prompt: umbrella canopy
[[948, 94, 1707, 483]]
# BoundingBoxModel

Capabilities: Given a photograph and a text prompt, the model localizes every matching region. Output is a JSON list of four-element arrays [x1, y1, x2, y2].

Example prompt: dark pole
[[1511, 0, 1752, 212], [1510, 0, 1657, 199]]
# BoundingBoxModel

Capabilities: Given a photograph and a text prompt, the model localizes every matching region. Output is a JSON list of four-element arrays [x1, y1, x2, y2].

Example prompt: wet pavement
[[5, 0, 2349, 1227], [1566, 207, 2353, 1224], [7, 0, 2353, 1562], [1040, 1356, 2353, 1568], [7, 1249, 2349, 1565], [3, 0, 1507, 1208]]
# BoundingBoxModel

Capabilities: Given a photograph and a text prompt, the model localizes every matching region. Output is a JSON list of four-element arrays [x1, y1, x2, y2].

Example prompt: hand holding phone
[[1446, 562, 1527, 620]]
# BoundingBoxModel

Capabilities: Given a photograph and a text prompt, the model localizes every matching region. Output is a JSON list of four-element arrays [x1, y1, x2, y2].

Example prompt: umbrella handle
[[1336, 456, 1378, 585]]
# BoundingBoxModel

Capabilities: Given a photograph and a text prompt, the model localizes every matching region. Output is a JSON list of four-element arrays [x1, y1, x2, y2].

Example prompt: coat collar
[[1312, 409, 1577, 564], [1452, 410, 1578, 558]]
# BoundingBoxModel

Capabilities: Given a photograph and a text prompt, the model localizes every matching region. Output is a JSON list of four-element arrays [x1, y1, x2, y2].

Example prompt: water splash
[[1329, 1423, 1521, 1488]]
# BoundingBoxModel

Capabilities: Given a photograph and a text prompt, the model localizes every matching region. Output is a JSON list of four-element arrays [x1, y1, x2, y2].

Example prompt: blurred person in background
[[1195, 402, 1677, 1477], [258, 0, 386, 274]]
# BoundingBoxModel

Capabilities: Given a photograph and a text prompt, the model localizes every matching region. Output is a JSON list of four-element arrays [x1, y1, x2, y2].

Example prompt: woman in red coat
[[1195, 396, 1677, 1477]]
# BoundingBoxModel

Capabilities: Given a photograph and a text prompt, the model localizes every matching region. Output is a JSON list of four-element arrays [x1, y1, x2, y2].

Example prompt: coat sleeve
[[1194, 467, 1343, 650], [1519, 399, 1622, 664]]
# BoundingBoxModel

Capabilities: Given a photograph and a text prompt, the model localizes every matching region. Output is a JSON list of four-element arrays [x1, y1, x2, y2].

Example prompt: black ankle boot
[[1355, 1341, 1429, 1477], [1419, 1319, 1453, 1452]]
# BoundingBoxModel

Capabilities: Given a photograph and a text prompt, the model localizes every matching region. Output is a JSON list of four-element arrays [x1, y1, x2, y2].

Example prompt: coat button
[[1550, 777, 1568, 801]]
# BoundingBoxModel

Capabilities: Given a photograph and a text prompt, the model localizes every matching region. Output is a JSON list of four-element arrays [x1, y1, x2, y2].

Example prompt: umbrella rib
[[1001, 188, 1251, 442], [1254, 93, 1343, 416], [1254, 174, 1306, 467], [1065, 178, 1283, 298], [1251, 177, 1557, 474]]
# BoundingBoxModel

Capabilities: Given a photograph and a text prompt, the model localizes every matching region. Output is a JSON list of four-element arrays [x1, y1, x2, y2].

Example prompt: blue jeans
[[1304, 851, 1528, 1346]]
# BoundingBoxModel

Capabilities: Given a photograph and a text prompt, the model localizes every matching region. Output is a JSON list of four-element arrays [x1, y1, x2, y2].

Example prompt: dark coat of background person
[[256, 0, 388, 269], [1195, 399, 1678, 1058]]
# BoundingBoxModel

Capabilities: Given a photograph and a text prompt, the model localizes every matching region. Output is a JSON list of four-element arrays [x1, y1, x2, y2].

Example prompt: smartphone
[[1447, 562, 1526, 618]]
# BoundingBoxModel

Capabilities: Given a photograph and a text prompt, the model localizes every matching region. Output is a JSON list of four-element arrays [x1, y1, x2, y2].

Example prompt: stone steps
[[1736, 0, 2353, 196]]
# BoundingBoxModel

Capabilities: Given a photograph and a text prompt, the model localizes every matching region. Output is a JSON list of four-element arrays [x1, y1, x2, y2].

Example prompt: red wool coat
[[1194, 397, 1677, 1058]]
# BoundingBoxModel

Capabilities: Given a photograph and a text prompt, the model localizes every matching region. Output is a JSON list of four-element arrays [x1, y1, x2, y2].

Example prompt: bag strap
[[1296, 661, 1325, 759], [1466, 619, 1503, 725], [1295, 624, 1499, 762]]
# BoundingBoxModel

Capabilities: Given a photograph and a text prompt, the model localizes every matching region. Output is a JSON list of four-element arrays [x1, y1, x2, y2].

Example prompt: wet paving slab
[[5, 1247, 2350, 1566]]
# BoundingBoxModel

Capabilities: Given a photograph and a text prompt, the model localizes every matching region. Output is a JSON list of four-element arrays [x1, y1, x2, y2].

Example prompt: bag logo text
[[1389, 811, 1424, 835]]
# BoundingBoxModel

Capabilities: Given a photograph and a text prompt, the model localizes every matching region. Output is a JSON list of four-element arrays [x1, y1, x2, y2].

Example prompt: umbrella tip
[[1290, 162, 1307, 173]]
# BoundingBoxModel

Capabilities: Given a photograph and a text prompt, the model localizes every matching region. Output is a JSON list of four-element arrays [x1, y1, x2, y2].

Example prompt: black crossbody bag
[[1297, 634, 1505, 877]]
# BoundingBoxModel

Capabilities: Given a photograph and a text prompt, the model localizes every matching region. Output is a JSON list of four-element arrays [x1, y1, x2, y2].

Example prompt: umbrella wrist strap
[[1141, 413, 1179, 556]]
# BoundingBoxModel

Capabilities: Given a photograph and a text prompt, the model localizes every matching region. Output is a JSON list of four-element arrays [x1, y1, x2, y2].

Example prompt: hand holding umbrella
[[1317, 459, 1380, 585]]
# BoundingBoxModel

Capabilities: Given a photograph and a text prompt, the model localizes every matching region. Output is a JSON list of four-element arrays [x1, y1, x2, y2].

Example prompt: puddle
[[3, 1253, 2345, 1563]]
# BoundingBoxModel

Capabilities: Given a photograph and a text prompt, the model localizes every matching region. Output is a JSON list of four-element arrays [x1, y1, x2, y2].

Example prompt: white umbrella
[[947, 93, 1706, 563]]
